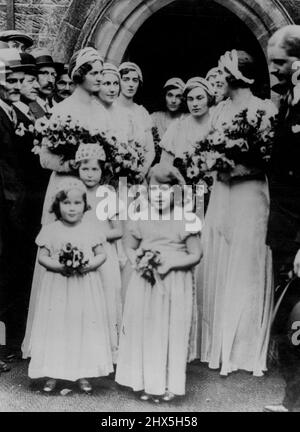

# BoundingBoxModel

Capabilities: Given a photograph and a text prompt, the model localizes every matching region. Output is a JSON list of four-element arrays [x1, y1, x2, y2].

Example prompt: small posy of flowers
[[134, 248, 161, 286], [58, 242, 89, 276]]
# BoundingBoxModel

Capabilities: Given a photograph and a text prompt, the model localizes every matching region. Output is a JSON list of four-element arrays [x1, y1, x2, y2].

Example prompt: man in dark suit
[[29, 48, 63, 119], [53, 64, 75, 104], [0, 48, 29, 367], [265, 25, 300, 412], [12, 53, 50, 351]]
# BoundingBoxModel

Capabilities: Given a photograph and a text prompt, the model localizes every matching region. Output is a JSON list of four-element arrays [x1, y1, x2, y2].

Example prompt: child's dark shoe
[[43, 378, 57, 393], [78, 378, 92, 393]]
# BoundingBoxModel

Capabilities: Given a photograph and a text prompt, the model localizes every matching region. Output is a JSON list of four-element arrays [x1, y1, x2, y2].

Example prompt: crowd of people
[[0, 25, 300, 411]]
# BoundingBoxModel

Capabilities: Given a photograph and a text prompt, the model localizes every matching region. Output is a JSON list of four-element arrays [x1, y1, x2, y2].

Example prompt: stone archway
[[54, 0, 293, 63]]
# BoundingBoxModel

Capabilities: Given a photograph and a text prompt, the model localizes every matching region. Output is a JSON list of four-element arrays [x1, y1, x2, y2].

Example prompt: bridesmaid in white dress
[[159, 77, 215, 361], [22, 48, 111, 359], [160, 77, 214, 164], [97, 62, 131, 144], [116, 62, 155, 175], [151, 77, 185, 140], [201, 50, 276, 376]]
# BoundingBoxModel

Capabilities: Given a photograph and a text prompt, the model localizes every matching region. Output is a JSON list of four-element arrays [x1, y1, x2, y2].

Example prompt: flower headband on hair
[[52, 177, 87, 202], [118, 61, 143, 82], [102, 62, 120, 79], [218, 49, 254, 85], [75, 143, 106, 163], [70, 47, 103, 80], [163, 77, 185, 91], [184, 77, 215, 97]]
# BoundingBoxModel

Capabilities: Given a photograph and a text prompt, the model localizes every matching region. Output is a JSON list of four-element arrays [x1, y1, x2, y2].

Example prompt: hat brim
[[10, 64, 37, 74], [0, 35, 33, 48], [36, 62, 64, 75]]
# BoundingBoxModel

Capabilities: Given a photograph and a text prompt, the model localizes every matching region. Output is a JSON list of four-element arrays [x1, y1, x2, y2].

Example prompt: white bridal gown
[[200, 95, 275, 376]]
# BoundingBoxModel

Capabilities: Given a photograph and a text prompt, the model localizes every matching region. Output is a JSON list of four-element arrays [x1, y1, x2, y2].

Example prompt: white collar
[[13, 100, 30, 117]]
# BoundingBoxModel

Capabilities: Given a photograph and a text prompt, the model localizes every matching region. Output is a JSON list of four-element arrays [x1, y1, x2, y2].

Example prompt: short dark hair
[[50, 190, 90, 220], [120, 67, 142, 86]]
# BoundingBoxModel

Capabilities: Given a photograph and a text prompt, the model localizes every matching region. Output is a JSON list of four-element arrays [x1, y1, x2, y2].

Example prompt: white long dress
[[84, 190, 122, 364], [22, 95, 111, 359], [200, 96, 274, 376], [115, 214, 201, 396], [159, 114, 212, 360], [28, 220, 113, 380]]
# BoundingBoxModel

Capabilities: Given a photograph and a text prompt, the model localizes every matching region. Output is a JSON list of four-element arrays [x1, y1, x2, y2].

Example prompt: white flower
[[205, 152, 220, 170], [292, 124, 300, 134], [187, 164, 200, 178], [246, 106, 258, 126], [15, 123, 26, 136]]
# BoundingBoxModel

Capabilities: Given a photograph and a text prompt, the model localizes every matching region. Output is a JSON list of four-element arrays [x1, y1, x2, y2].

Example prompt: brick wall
[[3, 0, 72, 54], [0, 0, 299, 58], [0, 0, 7, 31]]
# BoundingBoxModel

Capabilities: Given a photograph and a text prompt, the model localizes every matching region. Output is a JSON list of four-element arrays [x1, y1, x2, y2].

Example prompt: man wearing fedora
[[53, 63, 75, 104], [0, 48, 31, 367], [29, 48, 63, 118], [0, 30, 33, 53]]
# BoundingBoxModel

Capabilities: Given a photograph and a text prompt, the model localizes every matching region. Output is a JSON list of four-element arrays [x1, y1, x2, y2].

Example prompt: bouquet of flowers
[[134, 248, 161, 286], [31, 113, 146, 185], [32, 114, 112, 162], [103, 136, 146, 187], [58, 242, 89, 276], [203, 100, 277, 173]]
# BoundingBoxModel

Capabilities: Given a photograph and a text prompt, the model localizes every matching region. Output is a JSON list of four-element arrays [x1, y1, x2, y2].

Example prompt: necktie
[[9, 106, 17, 127]]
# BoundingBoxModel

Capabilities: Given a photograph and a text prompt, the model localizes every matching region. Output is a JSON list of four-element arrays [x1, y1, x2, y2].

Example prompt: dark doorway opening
[[124, 0, 270, 112]]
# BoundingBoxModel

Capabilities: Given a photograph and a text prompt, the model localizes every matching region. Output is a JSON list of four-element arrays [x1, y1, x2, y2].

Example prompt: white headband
[[184, 77, 215, 97], [102, 62, 120, 80], [119, 62, 143, 83], [71, 47, 103, 80], [164, 77, 185, 91], [218, 49, 254, 85]]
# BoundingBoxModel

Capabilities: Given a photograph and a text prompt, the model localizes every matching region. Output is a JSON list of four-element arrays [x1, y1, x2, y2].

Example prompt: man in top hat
[[0, 48, 31, 365], [53, 64, 75, 104], [29, 48, 63, 118], [0, 30, 33, 53]]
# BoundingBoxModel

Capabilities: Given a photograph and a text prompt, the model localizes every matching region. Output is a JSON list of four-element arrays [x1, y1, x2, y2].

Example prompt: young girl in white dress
[[115, 165, 202, 402], [28, 178, 113, 392], [22, 48, 111, 359], [75, 143, 123, 364]]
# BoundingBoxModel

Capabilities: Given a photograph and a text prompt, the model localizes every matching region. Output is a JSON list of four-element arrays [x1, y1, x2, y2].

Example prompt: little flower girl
[[75, 143, 123, 363], [28, 177, 113, 393], [115, 165, 202, 402]]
